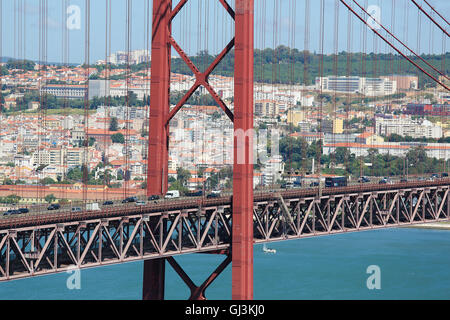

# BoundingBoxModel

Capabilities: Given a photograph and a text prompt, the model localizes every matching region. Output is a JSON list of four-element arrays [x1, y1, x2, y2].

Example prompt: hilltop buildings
[[315, 76, 397, 96]]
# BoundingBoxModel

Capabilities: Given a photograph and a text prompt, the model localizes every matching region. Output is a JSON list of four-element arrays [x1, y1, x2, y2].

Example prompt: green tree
[[2, 195, 21, 204], [111, 133, 125, 144], [3, 178, 14, 185], [6, 59, 36, 71], [169, 180, 189, 195], [176, 168, 191, 186], [67, 167, 83, 181], [59, 199, 70, 205], [40, 177, 56, 185], [168, 176, 176, 183], [109, 117, 119, 131], [45, 194, 56, 204]]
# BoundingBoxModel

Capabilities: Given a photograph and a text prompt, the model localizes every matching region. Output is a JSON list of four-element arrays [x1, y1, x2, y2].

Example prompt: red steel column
[[144, 0, 171, 301], [147, 0, 171, 197], [232, 0, 254, 300], [142, 258, 165, 300]]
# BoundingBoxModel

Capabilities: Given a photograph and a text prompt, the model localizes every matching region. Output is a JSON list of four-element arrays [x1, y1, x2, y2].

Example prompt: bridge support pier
[[147, 0, 254, 300], [145, 0, 171, 301], [232, 0, 255, 301], [142, 259, 166, 300]]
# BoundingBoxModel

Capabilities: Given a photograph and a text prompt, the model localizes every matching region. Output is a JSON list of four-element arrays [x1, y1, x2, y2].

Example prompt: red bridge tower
[[144, 0, 254, 300]]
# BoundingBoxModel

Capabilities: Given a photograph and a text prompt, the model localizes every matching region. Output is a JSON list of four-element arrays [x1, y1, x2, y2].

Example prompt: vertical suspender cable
[[317, 0, 325, 181], [83, 0, 90, 207], [302, 0, 310, 179]]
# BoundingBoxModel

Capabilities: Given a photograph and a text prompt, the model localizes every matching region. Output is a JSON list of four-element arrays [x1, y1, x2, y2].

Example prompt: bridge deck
[[0, 179, 448, 282], [1, 179, 449, 230]]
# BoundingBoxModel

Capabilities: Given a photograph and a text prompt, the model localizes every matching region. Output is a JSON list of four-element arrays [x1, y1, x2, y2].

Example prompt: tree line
[[279, 135, 448, 177]]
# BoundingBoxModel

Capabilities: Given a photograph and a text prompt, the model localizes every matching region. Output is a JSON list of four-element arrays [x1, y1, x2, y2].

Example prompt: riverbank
[[403, 221, 450, 230]]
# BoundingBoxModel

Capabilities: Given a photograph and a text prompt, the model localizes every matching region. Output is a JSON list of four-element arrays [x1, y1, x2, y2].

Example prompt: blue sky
[[1, 0, 449, 64]]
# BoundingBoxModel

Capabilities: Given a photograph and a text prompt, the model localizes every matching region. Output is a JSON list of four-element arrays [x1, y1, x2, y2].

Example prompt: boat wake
[[262, 243, 277, 254]]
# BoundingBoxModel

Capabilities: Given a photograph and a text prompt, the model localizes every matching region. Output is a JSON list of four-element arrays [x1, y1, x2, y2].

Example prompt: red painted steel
[[1, 182, 449, 284], [147, 0, 171, 197], [144, 0, 247, 300], [167, 255, 232, 300], [144, 0, 172, 301], [143, 258, 166, 300], [232, 0, 254, 301]]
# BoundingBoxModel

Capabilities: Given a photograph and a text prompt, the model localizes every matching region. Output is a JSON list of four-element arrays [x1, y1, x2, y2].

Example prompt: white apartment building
[[108, 83, 150, 100], [108, 50, 150, 65], [14, 155, 33, 167], [32, 147, 88, 169], [66, 148, 86, 168], [315, 76, 397, 96], [362, 77, 397, 96], [376, 118, 443, 139], [32, 148, 65, 166], [262, 155, 285, 186], [40, 84, 86, 99]]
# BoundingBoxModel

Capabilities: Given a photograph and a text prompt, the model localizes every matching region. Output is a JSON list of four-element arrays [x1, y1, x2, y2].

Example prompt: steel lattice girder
[[0, 185, 449, 282], [0, 206, 232, 281], [252, 186, 450, 242]]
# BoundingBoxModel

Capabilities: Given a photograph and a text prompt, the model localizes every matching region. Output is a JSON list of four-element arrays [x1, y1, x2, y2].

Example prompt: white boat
[[262, 243, 276, 254]]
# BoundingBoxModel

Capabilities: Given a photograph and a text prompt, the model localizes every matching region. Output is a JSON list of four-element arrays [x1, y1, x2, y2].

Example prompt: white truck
[[165, 190, 180, 199], [86, 202, 101, 211]]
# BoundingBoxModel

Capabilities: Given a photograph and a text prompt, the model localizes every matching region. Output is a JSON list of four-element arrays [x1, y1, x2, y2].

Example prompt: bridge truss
[[1, 181, 448, 298]]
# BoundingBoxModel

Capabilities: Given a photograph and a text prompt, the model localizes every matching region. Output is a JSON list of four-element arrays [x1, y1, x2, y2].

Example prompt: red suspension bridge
[[0, 0, 449, 300]]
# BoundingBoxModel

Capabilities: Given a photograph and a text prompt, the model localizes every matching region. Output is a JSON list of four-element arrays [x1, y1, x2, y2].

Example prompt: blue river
[[1, 228, 449, 300]]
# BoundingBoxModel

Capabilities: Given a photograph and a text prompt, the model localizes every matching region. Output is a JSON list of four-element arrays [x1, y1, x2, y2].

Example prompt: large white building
[[108, 50, 150, 65], [375, 118, 443, 139], [40, 84, 86, 99], [315, 76, 397, 96], [262, 155, 285, 186]]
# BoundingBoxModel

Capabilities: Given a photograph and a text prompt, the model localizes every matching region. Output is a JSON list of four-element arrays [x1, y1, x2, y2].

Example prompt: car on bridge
[[103, 200, 114, 206], [281, 182, 294, 189], [186, 190, 203, 197], [18, 208, 29, 214], [442, 172, 449, 178], [122, 197, 138, 204], [358, 176, 370, 183], [71, 207, 82, 213], [379, 178, 393, 184], [3, 209, 21, 216], [135, 201, 147, 206], [148, 195, 160, 201], [47, 204, 61, 210], [207, 192, 221, 199]]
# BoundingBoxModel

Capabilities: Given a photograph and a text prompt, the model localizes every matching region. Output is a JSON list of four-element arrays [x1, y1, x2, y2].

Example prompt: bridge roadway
[[0, 179, 449, 281]]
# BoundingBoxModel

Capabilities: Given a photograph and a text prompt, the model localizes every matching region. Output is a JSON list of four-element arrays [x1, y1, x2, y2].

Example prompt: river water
[[1, 228, 449, 300]]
